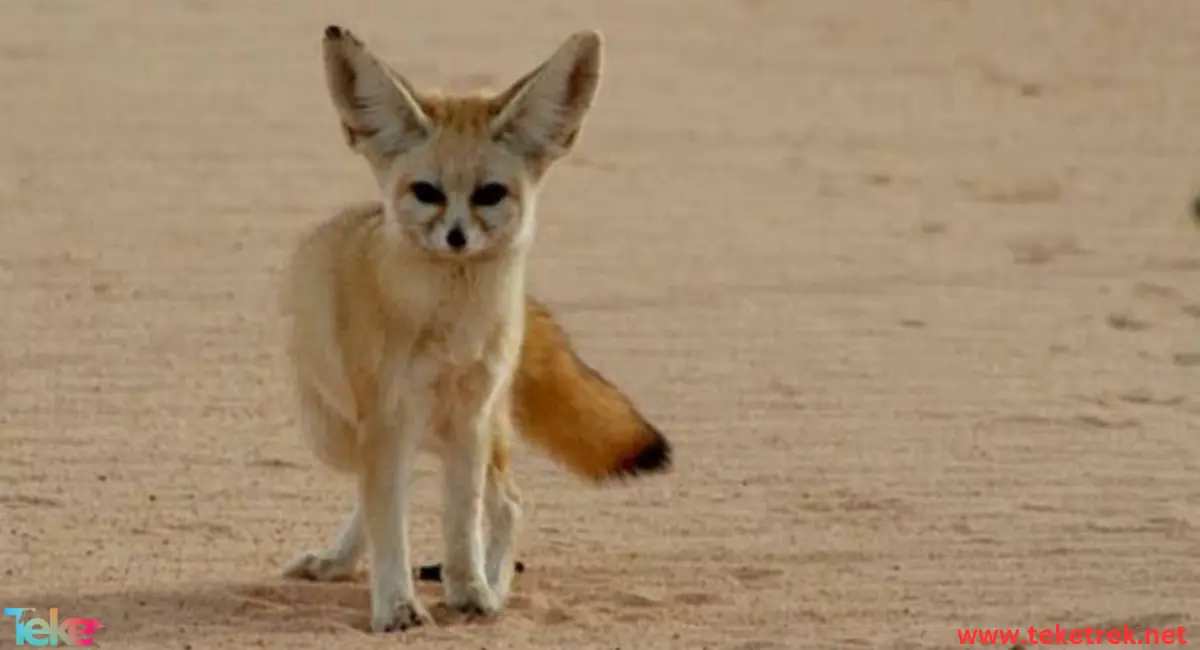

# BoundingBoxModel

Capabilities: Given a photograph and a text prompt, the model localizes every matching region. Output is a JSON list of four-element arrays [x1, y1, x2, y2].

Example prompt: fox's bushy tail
[[511, 298, 672, 482]]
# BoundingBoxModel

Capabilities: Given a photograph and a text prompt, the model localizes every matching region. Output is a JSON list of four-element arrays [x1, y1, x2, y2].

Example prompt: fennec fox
[[279, 26, 671, 633]]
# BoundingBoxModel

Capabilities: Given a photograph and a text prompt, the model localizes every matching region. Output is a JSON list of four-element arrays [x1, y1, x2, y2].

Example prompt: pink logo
[[4, 607, 104, 646]]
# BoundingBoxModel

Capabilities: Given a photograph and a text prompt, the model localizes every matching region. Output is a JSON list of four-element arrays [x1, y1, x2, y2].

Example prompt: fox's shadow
[[17, 572, 536, 641]]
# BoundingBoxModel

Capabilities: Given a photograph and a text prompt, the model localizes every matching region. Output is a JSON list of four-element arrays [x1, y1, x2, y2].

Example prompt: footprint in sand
[[1106, 313, 1153, 332], [1131, 282, 1180, 300], [1173, 352, 1200, 368], [232, 582, 367, 613], [732, 566, 784, 584], [1114, 390, 1186, 407], [962, 176, 1062, 205], [505, 592, 573, 625], [0, 494, 63, 508], [674, 592, 720, 606], [540, 606, 573, 625], [613, 590, 662, 608], [735, 642, 788, 650], [1007, 236, 1086, 265]]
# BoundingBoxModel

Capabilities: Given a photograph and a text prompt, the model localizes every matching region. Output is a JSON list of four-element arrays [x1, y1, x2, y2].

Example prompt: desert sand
[[1, 1, 1198, 648]]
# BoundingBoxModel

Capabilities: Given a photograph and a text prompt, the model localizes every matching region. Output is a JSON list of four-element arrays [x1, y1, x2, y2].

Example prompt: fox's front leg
[[359, 410, 431, 633], [438, 370, 510, 616]]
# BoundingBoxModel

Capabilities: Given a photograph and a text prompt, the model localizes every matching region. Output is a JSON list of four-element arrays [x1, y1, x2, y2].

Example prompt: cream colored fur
[[278, 26, 603, 633]]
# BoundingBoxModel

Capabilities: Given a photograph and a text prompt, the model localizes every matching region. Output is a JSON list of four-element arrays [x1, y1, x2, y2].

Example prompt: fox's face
[[322, 26, 603, 260]]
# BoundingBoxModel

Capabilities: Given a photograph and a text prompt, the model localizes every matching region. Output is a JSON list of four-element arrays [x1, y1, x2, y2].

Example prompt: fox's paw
[[442, 579, 502, 617], [371, 596, 433, 634], [282, 550, 357, 583]]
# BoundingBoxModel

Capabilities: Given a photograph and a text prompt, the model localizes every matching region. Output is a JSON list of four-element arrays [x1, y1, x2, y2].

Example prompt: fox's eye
[[410, 181, 446, 205], [470, 183, 509, 207]]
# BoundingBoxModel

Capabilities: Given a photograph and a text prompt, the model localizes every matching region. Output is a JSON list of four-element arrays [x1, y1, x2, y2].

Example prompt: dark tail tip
[[324, 25, 343, 40], [608, 423, 672, 480], [415, 561, 525, 583]]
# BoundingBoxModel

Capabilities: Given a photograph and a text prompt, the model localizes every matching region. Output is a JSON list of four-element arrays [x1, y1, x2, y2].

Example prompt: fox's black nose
[[446, 226, 467, 251]]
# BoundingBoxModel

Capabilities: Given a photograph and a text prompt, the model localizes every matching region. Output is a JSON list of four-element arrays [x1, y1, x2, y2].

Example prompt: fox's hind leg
[[283, 504, 364, 582], [282, 382, 365, 582]]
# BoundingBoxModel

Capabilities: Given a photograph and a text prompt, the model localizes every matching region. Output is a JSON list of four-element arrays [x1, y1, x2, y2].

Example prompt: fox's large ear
[[322, 25, 431, 160], [489, 31, 603, 165]]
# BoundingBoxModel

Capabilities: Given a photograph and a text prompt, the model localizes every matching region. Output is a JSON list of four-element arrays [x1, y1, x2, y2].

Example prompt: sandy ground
[[1, 1, 1198, 648]]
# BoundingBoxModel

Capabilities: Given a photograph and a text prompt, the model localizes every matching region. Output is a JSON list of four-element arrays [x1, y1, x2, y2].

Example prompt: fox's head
[[321, 25, 603, 260]]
